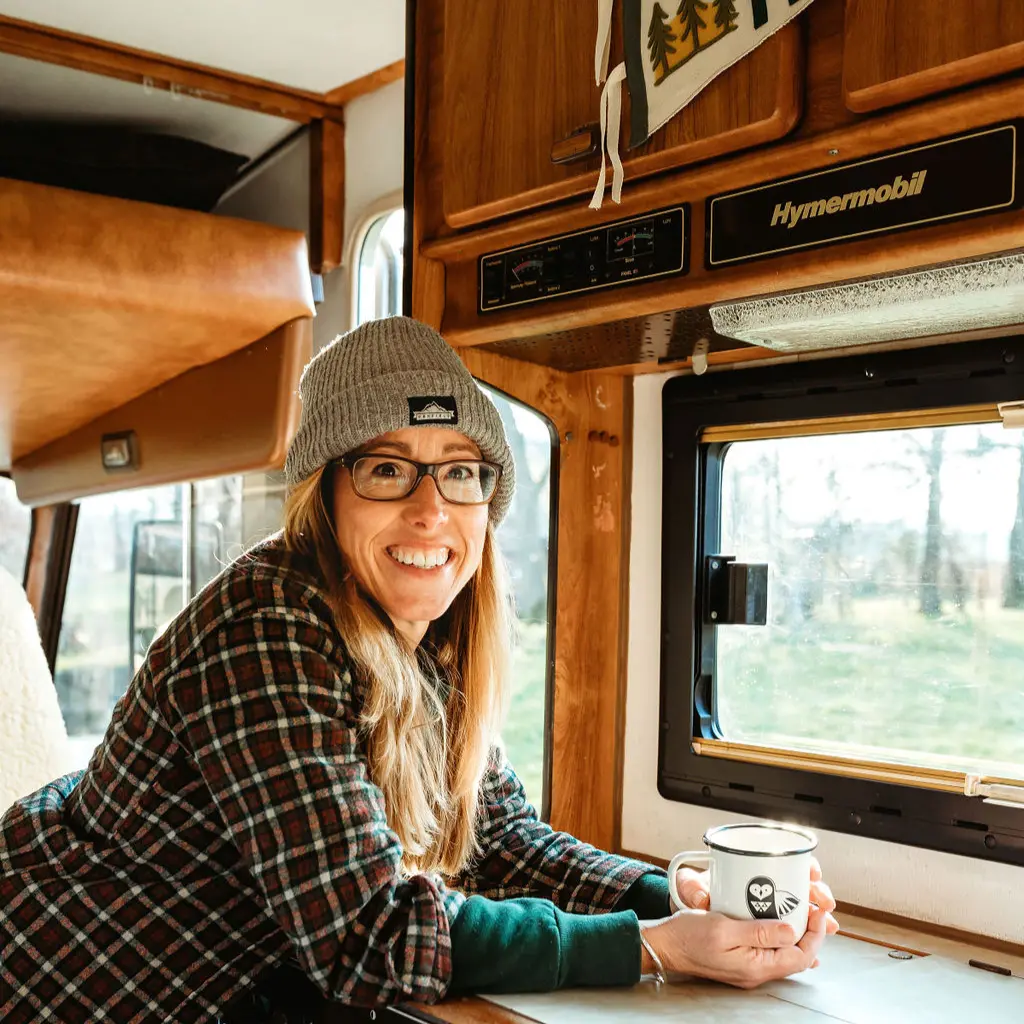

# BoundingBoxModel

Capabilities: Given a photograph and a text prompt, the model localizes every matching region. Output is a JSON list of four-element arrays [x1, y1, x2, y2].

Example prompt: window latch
[[964, 774, 1024, 808], [998, 401, 1024, 429], [704, 555, 768, 626]]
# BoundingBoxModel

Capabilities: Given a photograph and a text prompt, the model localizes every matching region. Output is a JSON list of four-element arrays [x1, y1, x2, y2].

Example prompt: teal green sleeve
[[449, 896, 641, 994], [614, 871, 670, 920]]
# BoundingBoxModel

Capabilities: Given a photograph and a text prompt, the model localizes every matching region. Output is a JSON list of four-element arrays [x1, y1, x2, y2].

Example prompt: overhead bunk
[[0, 177, 315, 505]]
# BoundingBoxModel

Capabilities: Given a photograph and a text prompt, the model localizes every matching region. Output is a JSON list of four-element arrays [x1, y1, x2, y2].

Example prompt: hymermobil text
[[770, 170, 927, 229]]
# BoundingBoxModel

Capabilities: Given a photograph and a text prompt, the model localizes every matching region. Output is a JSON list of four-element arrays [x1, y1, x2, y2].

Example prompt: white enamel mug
[[667, 822, 818, 939]]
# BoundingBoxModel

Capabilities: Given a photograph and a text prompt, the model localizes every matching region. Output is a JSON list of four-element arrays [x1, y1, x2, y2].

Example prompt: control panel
[[478, 206, 688, 313]]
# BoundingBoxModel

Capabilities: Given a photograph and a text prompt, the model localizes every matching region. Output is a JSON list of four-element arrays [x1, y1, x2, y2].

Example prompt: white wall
[[623, 371, 1024, 944], [214, 78, 406, 354], [343, 79, 405, 254]]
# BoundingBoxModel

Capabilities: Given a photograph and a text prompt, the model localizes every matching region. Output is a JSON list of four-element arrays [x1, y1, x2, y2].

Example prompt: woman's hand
[[642, 855, 840, 987], [641, 905, 832, 989], [674, 855, 838, 923]]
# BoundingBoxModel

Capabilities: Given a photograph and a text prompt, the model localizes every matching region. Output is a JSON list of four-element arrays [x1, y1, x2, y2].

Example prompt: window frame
[[660, 336, 1024, 867], [347, 191, 404, 329]]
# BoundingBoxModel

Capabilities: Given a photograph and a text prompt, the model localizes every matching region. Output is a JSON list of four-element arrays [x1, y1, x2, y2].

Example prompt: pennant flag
[[625, 0, 815, 148]]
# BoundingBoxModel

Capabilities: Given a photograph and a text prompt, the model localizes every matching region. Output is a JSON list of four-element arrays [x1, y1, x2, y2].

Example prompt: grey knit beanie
[[285, 317, 515, 524]]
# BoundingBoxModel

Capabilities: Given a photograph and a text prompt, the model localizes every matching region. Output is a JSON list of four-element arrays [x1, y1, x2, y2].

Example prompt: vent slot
[[953, 819, 989, 832], [870, 805, 902, 817]]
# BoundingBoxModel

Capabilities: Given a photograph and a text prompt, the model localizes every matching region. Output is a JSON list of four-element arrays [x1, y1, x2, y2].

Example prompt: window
[[56, 472, 286, 767], [355, 207, 404, 327], [0, 476, 31, 583], [717, 423, 1024, 777], [660, 338, 1024, 865], [484, 387, 556, 815], [351, 201, 556, 813]]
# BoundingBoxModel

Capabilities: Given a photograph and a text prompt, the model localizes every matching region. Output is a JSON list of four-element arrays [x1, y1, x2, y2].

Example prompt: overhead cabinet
[[843, 0, 1024, 112], [442, 0, 804, 228]]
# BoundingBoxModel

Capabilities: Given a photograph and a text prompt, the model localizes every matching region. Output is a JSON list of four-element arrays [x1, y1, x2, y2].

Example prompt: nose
[[403, 475, 449, 529]]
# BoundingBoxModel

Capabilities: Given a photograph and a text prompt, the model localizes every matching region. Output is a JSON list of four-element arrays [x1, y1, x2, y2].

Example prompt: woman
[[0, 318, 837, 1023]]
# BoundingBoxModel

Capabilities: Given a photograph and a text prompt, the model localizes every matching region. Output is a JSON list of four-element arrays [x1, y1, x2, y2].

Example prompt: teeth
[[388, 547, 450, 569]]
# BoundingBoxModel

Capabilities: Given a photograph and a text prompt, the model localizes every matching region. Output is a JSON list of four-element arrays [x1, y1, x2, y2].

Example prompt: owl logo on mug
[[746, 876, 801, 919]]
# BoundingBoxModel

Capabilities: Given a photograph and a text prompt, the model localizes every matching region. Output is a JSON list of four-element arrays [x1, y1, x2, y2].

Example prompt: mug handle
[[667, 851, 712, 912]]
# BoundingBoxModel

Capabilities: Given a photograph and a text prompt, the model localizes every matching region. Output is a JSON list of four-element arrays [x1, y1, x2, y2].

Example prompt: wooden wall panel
[[844, 0, 1024, 113], [310, 118, 346, 275], [409, 0, 448, 329], [23, 505, 56, 620], [459, 348, 631, 852]]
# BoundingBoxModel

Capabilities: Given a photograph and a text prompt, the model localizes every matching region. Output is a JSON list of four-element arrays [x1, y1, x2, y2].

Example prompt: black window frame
[[660, 336, 1024, 867]]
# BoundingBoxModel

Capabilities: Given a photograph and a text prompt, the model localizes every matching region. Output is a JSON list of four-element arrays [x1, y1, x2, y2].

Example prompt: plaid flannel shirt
[[0, 537, 652, 1023]]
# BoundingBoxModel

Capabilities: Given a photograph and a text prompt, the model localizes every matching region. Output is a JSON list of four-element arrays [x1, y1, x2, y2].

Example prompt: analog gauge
[[509, 252, 545, 290], [632, 222, 656, 256], [607, 226, 637, 262]]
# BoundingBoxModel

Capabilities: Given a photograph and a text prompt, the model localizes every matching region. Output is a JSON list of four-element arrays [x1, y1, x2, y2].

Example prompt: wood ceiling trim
[[324, 59, 405, 105], [0, 13, 339, 122]]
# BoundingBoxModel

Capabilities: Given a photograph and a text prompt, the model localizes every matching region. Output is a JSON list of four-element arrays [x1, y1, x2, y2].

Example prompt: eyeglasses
[[338, 454, 502, 505]]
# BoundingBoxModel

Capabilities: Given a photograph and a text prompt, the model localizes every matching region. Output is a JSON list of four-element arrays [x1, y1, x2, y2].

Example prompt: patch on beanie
[[408, 396, 458, 425]]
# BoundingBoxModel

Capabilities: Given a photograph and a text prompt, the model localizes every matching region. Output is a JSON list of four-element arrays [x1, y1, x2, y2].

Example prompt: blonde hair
[[282, 465, 512, 876]]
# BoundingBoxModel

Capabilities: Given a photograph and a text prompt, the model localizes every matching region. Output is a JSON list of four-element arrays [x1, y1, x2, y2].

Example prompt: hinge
[[998, 401, 1024, 429], [964, 774, 1024, 808]]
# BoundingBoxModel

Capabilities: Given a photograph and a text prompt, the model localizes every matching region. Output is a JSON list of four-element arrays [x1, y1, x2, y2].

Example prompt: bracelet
[[638, 928, 666, 985]]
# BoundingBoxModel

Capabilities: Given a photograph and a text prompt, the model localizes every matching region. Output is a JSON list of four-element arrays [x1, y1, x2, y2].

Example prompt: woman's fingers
[[675, 866, 710, 909], [649, 906, 834, 991], [763, 907, 827, 979], [797, 907, 829, 959], [810, 856, 822, 883], [810, 879, 836, 913], [732, 907, 828, 984], [725, 917, 797, 949]]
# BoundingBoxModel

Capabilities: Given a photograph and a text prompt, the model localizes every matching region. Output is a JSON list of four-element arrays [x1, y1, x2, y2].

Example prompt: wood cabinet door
[[443, 0, 803, 230], [844, 0, 1024, 113]]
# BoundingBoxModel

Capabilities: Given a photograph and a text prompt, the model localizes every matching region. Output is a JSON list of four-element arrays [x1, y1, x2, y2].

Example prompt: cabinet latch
[[550, 123, 601, 165]]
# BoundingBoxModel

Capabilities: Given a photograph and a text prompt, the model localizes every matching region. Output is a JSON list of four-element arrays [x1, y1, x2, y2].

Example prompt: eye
[[443, 462, 479, 481], [369, 460, 403, 478]]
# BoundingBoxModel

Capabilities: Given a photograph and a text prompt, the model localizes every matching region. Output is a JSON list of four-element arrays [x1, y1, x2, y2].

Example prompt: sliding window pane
[[717, 424, 1024, 777]]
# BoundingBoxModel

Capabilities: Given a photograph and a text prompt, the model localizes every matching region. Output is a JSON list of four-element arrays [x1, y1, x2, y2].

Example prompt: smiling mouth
[[386, 546, 452, 570]]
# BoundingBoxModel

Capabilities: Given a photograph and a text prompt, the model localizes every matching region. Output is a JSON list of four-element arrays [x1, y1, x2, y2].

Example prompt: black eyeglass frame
[[337, 453, 503, 505]]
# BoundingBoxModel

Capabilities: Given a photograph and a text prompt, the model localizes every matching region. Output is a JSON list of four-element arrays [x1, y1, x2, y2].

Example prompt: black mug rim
[[703, 822, 818, 857]]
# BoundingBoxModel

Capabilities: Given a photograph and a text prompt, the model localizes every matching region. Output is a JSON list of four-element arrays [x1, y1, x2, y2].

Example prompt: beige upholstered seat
[[0, 566, 74, 813]]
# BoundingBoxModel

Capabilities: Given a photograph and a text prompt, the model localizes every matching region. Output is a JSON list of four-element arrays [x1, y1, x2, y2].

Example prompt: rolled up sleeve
[[454, 748, 657, 914]]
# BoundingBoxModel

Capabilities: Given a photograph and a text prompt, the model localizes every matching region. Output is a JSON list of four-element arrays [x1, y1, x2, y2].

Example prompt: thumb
[[675, 867, 710, 909]]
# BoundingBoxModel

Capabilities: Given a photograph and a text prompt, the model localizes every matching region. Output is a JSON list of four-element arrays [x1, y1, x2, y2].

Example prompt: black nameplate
[[707, 123, 1019, 268]]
